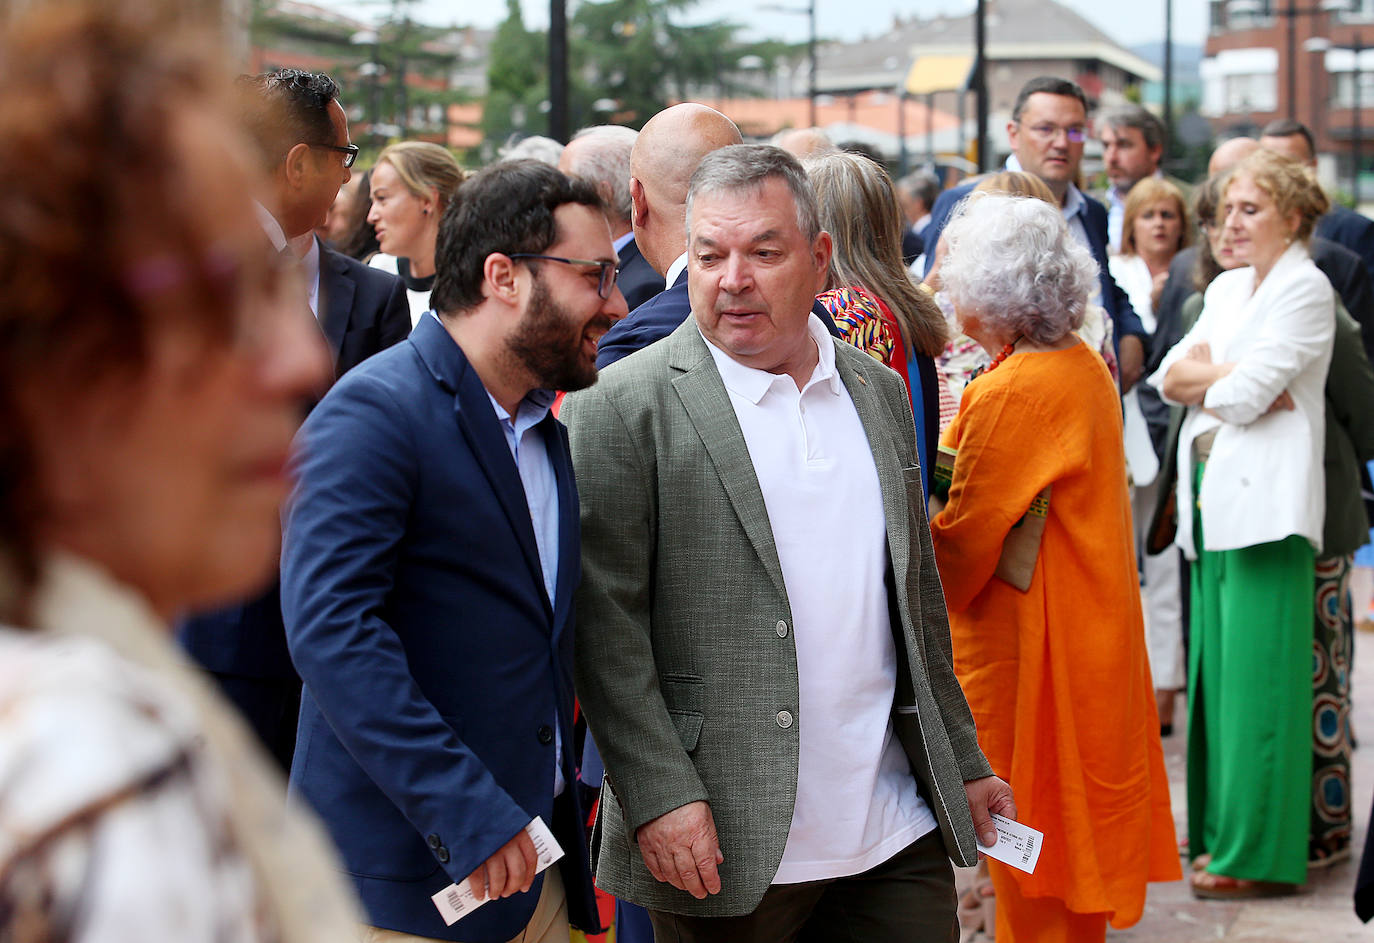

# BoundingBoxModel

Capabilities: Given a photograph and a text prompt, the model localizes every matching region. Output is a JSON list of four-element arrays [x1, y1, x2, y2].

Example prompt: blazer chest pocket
[[660, 673, 704, 753]]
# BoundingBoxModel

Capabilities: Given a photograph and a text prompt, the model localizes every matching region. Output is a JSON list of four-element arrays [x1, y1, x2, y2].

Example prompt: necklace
[[983, 334, 1024, 373]]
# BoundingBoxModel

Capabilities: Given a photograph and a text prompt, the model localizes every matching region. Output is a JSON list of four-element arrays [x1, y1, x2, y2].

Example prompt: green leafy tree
[[483, 0, 549, 145], [569, 0, 761, 127]]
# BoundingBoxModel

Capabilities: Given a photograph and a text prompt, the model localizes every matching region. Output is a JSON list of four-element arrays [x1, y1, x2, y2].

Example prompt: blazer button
[[776, 710, 793, 728], [776, 620, 788, 638], [537, 724, 554, 745], [436, 845, 450, 863], [427, 834, 441, 849]]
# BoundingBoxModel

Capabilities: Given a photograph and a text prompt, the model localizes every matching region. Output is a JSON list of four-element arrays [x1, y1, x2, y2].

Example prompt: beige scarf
[[35, 554, 365, 942]]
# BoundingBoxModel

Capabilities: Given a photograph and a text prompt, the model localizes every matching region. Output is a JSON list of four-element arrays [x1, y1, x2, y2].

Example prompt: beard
[[505, 271, 609, 394]]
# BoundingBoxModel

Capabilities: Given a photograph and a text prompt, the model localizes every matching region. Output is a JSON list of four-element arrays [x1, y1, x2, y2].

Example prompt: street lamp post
[[761, 2, 817, 127], [549, 0, 568, 142]]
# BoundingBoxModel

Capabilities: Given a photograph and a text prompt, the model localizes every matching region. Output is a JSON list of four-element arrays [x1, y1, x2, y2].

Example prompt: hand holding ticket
[[431, 817, 564, 926], [976, 813, 1043, 874]]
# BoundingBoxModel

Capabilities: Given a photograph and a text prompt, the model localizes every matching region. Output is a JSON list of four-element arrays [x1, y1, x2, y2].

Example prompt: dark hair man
[[1261, 117, 1374, 285], [1097, 103, 1171, 252], [281, 160, 626, 941], [564, 144, 1012, 940], [922, 77, 1149, 390], [177, 68, 410, 771]]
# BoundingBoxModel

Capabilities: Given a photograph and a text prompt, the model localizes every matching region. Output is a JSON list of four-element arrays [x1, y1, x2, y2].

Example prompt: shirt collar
[[612, 230, 635, 254], [486, 387, 557, 430], [665, 251, 689, 288], [1004, 154, 1086, 219], [254, 200, 289, 253], [700, 314, 841, 405]]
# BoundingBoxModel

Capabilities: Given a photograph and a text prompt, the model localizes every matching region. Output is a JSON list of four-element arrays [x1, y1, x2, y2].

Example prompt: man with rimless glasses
[[281, 159, 623, 941], [922, 76, 1148, 391]]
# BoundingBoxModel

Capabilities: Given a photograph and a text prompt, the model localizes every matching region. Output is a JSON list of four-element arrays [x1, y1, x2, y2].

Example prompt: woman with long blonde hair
[[806, 151, 948, 492]]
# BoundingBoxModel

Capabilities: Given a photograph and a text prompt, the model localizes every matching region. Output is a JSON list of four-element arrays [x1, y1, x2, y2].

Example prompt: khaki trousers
[[363, 865, 569, 943]]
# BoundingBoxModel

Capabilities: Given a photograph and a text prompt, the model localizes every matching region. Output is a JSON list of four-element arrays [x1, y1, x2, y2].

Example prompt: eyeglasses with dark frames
[[310, 143, 359, 168], [508, 254, 619, 299]]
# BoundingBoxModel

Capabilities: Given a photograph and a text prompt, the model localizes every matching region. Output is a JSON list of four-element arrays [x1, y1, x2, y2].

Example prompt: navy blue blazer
[[596, 268, 846, 369], [921, 181, 1146, 355], [1317, 205, 1374, 288], [178, 240, 409, 679], [281, 315, 596, 941], [615, 235, 666, 312]]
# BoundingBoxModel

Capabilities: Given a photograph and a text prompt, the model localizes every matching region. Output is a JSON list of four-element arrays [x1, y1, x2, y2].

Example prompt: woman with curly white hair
[[929, 194, 1180, 942]]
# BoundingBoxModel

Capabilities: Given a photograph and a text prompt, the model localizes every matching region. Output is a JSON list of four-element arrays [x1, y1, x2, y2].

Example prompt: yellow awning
[[904, 55, 973, 96]]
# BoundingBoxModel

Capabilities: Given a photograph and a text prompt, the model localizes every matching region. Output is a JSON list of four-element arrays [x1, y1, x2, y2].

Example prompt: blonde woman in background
[[367, 141, 465, 326], [806, 151, 948, 492], [1110, 178, 1192, 735]]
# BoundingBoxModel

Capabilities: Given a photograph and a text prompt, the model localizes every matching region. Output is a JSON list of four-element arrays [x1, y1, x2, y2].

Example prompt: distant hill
[[1130, 41, 1203, 80]]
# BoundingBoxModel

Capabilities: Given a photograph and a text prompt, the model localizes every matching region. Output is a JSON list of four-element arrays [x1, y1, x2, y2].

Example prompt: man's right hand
[[635, 800, 724, 899], [466, 828, 538, 902]]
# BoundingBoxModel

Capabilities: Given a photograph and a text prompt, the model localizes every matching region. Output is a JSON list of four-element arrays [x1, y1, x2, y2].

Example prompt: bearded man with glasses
[[921, 76, 1148, 391]]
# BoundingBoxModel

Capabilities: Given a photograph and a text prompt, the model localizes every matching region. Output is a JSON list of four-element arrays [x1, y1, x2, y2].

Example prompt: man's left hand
[[1119, 335, 1145, 392], [964, 775, 1016, 849]]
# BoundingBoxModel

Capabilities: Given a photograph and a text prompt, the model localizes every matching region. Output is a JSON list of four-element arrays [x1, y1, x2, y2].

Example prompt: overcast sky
[[326, 0, 1208, 51]]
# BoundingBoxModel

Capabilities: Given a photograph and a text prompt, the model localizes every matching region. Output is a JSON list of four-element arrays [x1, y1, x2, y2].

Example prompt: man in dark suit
[[595, 103, 742, 368], [282, 161, 623, 940], [559, 125, 664, 312], [1261, 118, 1374, 286], [177, 68, 408, 770], [921, 77, 1147, 388]]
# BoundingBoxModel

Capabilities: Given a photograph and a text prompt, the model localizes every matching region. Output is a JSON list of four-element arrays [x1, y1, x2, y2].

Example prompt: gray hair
[[686, 144, 821, 243], [501, 134, 564, 166], [564, 125, 638, 224], [897, 170, 940, 210], [1098, 103, 1165, 152], [939, 194, 1097, 345]]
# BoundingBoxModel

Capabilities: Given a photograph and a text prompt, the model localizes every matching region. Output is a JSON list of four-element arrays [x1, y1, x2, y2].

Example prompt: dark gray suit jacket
[[562, 318, 992, 917]]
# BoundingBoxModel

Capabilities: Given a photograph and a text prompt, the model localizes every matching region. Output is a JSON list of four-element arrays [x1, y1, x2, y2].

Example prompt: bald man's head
[[773, 127, 838, 159], [1209, 137, 1260, 177], [630, 103, 742, 275]]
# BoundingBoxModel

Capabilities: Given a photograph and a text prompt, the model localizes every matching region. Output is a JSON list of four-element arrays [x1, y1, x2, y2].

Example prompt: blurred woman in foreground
[[930, 194, 1178, 941], [367, 141, 465, 326], [0, 3, 360, 936], [1152, 149, 1334, 898], [806, 151, 948, 490]]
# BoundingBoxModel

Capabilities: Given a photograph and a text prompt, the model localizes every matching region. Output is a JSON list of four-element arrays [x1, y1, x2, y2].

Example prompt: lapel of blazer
[[546, 416, 578, 637], [665, 320, 788, 602], [832, 345, 912, 584], [317, 240, 354, 364], [410, 318, 550, 617]]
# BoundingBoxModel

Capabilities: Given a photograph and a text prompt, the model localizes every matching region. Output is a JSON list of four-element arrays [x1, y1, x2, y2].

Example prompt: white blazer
[[1149, 242, 1335, 559]]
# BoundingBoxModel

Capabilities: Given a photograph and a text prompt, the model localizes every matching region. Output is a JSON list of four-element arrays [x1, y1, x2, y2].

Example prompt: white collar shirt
[[701, 315, 935, 883], [664, 251, 689, 289]]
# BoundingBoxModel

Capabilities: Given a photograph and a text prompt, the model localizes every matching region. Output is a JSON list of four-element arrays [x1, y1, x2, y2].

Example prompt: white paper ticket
[[430, 816, 565, 926], [976, 813, 1043, 874]]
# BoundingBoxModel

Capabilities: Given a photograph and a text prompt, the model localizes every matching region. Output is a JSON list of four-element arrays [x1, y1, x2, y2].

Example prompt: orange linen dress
[[930, 341, 1179, 940]]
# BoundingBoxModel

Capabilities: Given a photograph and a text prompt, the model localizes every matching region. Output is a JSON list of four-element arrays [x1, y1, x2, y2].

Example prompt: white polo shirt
[[701, 315, 936, 884]]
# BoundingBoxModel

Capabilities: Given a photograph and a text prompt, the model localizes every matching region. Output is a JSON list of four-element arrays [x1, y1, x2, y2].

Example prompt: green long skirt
[[1187, 463, 1314, 885]]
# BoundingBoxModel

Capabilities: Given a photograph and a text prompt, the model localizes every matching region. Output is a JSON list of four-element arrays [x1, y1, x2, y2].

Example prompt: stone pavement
[[1109, 624, 1373, 942], [958, 623, 1374, 942]]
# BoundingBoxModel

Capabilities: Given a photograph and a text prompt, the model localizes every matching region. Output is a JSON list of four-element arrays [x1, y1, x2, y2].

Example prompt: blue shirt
[[487, 387, 564, 795]]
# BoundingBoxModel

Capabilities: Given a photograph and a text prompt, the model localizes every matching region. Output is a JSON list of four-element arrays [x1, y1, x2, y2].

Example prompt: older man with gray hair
[[560, 125, 664, 310], [563, 143, 1012, 942]]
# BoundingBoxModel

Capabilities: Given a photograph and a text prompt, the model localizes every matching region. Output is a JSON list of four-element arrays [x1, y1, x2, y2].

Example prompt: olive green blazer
[[562, 317, 992, 917]]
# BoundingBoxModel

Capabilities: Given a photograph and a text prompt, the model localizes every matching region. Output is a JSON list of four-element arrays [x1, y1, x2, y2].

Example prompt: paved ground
[[958, 623, 1374, 942]]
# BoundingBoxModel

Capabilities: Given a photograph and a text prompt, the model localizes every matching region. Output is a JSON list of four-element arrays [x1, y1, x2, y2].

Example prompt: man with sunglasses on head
[[177, 68, 409, 773], [281, 160, 624, 942], [922, 76, 1147, 390]]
